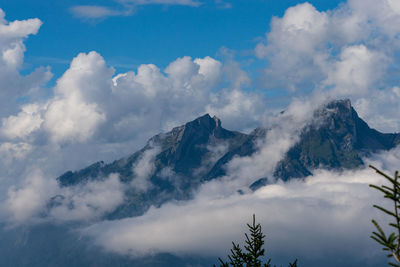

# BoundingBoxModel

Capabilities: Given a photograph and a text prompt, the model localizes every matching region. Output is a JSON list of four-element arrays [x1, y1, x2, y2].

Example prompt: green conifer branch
[[370, 165, 400, 266]]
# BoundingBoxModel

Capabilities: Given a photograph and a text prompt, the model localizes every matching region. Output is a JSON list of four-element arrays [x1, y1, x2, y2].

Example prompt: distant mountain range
[[56, 99, 400, 219]]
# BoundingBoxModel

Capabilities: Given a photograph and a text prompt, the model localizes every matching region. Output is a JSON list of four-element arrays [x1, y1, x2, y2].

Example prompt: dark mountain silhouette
[[56, 99, 400, 218]]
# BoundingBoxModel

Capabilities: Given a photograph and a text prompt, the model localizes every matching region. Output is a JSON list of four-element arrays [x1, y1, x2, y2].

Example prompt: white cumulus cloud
[[255, 0, 400, 132]]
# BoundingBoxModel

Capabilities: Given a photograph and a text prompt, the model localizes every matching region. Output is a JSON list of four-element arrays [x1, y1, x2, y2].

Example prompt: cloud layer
[[84, 166, 389, 266], [255, 0, 400, 132]]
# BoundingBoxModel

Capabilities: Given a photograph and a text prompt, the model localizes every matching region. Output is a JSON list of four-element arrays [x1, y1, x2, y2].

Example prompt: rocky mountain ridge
[[56, 99, 400, 218]]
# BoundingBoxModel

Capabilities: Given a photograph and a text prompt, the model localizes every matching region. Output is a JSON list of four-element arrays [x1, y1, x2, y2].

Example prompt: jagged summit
[[58, 112, 247, 217], [274, 98, 400, 180], [314, 98, 353, 122], [188, 114, 221, 130], [327, 98, 351, 109], [181, 114, 224, 138], [57, 99, 400, 217], [314, 98, 398, 150]]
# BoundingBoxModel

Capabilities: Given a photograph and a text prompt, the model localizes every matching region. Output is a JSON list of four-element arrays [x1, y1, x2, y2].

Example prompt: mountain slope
[[56, 99, 400, 218], [274, 99, 400, 180], [57, 114, 247, 218], [206, 99, 400, 185], [59, 114, 247, 186]]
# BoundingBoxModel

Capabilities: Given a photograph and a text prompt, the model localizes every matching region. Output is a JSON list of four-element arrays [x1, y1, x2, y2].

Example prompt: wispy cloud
[[70, 5, 132, 19], [118, 0, 202, 7], [70, 0, 202, 20], [214, 0, 232, 9]]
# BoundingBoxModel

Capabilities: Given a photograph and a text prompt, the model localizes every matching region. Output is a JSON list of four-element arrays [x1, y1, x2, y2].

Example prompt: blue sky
[[3, 0, 344, 80]]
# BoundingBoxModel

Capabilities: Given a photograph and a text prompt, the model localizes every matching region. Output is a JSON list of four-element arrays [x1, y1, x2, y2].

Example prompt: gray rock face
[[57, 114, 247, 218], [273, 99, 399, 181], [56, 99, 400, 217], [58, 114, 245, 185]]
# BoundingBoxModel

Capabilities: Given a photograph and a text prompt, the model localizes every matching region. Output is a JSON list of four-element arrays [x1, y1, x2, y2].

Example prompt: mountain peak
[[274, 98, 400, 180], [185, 114, 221, 133], [317, 98, 352, 117], [311, 98, 355, 129], [326, 98, 351, 109]]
